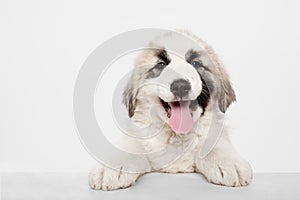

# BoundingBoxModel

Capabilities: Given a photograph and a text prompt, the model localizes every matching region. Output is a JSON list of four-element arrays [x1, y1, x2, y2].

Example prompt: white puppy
[[89, 30, 253, 190]]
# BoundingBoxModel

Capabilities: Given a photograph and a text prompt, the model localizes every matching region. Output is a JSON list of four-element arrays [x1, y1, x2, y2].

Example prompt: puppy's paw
[[197, 155, 253, 187], [89, 164, 141, 191]]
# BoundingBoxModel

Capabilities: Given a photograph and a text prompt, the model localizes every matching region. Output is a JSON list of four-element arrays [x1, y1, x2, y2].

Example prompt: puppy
[[89, 30, 253, 190]]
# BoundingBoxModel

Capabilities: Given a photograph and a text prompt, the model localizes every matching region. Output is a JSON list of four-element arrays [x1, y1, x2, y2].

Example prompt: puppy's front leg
[[89, 163, 143, 191], [196, 137, 253, 187]]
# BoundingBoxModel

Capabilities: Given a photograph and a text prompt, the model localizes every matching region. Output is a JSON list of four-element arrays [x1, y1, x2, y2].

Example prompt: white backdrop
[[1, 0, 300, 173]]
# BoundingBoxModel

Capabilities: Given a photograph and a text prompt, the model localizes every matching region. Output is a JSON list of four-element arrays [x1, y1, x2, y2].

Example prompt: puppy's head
[[123, 31, 235, 134]]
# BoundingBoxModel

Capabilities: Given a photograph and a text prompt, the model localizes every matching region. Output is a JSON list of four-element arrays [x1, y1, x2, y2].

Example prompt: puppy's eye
[[155, 62, 166, 70], [191, 60, 205, 71]]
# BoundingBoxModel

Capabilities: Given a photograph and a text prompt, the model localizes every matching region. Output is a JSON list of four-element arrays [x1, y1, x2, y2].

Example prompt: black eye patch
[[156, 49, 170, 64], [146, 62, 167, 78], [146, 49, 170, 79], [185, 50, 200, 63], [185, 49, 209, 72]]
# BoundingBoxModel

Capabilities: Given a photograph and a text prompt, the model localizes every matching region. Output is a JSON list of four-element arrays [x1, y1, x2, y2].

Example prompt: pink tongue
[[168, 101, 194, 134]]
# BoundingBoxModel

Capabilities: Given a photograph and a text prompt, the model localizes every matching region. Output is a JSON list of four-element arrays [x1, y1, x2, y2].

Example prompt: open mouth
[[159, 98, 196, 134]]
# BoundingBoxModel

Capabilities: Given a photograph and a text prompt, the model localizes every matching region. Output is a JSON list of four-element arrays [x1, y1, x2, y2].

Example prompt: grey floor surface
[[1, 172, 300, 200]]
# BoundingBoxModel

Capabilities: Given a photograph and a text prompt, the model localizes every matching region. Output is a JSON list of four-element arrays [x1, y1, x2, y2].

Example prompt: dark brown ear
[[122, 79, 138, 118], [218, 67, 236, 113]]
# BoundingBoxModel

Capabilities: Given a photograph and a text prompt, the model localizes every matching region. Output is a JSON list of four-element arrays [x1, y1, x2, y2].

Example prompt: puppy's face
[[123, 32, 236, 134]]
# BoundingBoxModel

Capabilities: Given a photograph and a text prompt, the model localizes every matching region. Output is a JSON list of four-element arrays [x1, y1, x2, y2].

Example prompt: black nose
[[170, 79, 191, 98]]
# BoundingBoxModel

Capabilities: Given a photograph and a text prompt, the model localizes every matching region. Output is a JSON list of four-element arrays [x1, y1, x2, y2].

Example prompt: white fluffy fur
[[89, 30, 253, 190]]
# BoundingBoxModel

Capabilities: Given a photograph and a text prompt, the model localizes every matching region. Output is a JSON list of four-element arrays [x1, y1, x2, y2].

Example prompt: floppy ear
[[218, 67, 236, 113], [122, 79, 138, 118], [204, 46, 236, 113]]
